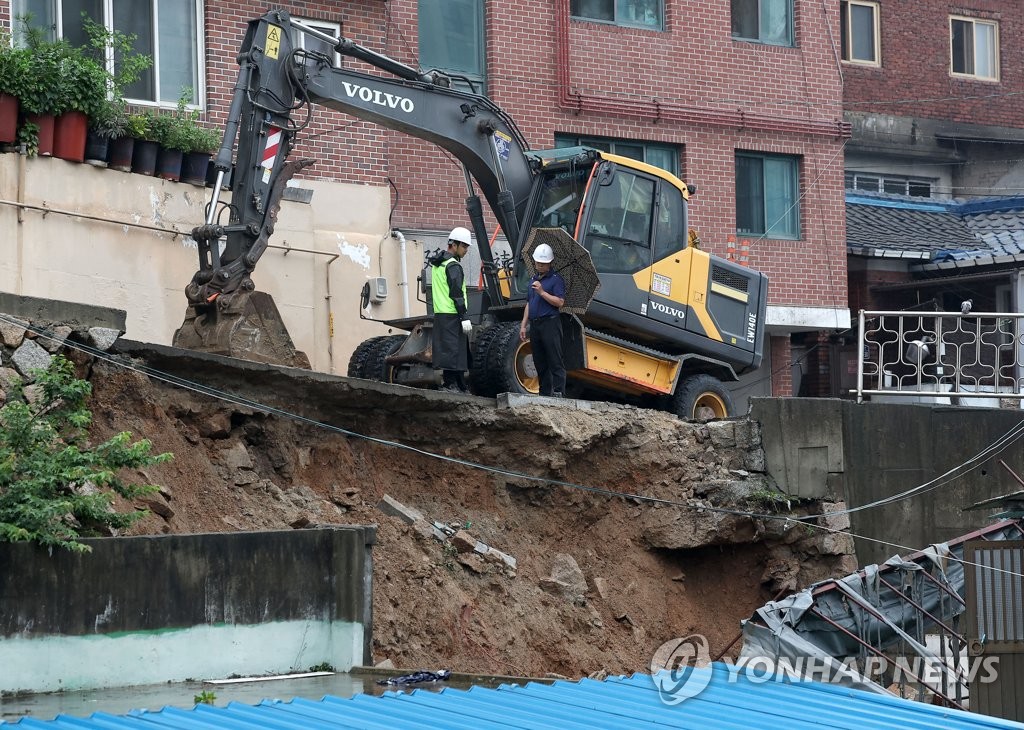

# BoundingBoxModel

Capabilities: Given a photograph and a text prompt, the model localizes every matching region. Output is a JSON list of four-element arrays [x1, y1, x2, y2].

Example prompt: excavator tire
[[361, 334, 407, 383], [470, 322, 538, 397], [670, 374, 734, 421], [347, 336, 389, 379]]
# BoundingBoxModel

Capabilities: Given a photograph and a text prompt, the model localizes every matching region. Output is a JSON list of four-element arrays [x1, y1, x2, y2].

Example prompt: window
[[418, 0, 485, 93], [845, 171, 934, 197], [554, 134, 679, 177], [951, 16, 998, 80], [570, 0, 664, 31], [15, 0, 202, 106], [731, 0, 793, 46], [584, 167, 655, 275], [292, 19, 341, 67], [840, 1, 878, 65], [735, 152, 799, 239]]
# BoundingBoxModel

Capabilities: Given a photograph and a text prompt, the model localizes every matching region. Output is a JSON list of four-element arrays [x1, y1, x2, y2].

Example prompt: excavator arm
[[175, 9, 535, 364]]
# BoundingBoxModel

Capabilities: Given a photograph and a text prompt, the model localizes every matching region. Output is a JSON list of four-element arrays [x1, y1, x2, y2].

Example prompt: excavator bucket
[[172, 290, 311, 369]]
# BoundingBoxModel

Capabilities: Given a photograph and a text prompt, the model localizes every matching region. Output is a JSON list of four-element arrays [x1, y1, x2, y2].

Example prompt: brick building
[[840, 0, 1024, 398], [4, 0, 852, 399]]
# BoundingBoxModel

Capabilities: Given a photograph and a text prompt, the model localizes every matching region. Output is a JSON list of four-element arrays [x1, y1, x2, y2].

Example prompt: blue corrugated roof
[[6, 664, 1024, 729]]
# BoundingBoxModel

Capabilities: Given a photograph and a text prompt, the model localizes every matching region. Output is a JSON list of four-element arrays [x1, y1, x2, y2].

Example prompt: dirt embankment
[[3, 325, 856, 678]]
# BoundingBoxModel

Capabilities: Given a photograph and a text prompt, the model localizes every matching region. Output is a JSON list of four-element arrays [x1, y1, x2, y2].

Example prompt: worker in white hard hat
[[519, 242, 567, 397], [429, 226, 473, 393]]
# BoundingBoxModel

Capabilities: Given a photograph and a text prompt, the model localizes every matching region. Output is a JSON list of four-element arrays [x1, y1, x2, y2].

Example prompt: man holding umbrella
[[519, 242, 567, 397]]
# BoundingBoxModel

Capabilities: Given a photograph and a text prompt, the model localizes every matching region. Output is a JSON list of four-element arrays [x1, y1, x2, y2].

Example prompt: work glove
[[461, 319, 472, 335]]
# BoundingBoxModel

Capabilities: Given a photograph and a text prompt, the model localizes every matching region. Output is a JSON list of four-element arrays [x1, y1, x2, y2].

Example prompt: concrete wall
[[0, 527, 375, 693], [0, 154, 428, 375], [753, 398, 1024, 566]]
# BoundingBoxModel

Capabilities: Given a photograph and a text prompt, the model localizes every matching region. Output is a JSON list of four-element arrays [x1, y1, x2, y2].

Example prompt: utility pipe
[[392, 229, 410, 318]]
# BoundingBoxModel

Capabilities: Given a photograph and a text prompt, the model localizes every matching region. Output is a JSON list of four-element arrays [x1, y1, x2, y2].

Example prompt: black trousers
[[529, 315, 565, 396]]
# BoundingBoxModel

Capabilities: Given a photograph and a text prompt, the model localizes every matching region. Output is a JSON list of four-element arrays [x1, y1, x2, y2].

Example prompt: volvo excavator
[[173, 9, 768, 419]]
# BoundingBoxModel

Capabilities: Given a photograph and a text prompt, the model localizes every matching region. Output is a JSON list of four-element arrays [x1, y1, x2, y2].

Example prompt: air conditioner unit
[[369, 277, 388, 303]]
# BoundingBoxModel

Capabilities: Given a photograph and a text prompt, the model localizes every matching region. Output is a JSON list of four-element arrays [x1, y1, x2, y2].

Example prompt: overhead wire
[[6, 312, 1024, 581]]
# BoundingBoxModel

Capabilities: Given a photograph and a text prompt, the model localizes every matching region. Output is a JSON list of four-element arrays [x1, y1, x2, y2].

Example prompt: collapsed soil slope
[[74, 343, 852, 678]]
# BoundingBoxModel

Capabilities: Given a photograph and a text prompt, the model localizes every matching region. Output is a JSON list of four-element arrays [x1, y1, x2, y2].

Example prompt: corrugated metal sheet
[[6, 664, 1024, 729]]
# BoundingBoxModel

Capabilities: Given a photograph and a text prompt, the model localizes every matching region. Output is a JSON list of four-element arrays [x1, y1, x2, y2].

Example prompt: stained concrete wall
[[0, 527, 375, 693], [0, 154, 426, 375], [752, 398, 1024, 565]]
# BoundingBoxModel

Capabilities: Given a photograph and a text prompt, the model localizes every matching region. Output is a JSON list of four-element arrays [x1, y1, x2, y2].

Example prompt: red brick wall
[[843, 0, 1024, 127], [1, 0, 848, 311], [770, 335, 794, 396]]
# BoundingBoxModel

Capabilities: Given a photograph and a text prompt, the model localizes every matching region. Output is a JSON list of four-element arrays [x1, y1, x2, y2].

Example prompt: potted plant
[[129, 109, 160, 176], [52, 44, 107, 162], [84, 97, 128, 166], [181, 119, 221, 186], [0, 31, 28, 145], [18, 33, 66, 156]]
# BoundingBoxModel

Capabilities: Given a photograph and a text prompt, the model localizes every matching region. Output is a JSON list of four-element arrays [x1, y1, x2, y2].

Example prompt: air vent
[[712, 266, 749, 293]]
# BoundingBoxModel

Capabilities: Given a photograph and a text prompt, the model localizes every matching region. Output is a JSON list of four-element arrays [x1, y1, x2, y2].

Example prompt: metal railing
[[856, 310, 1024, 404]]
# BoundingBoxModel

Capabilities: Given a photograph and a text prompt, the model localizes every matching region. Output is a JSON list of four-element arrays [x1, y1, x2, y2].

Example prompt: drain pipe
[[392, 229, 410, 318]]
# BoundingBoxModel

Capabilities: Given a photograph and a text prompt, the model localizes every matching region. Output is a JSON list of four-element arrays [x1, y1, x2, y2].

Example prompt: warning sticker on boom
[[266, 24, 282, 60], [493, 130, 511, 161]]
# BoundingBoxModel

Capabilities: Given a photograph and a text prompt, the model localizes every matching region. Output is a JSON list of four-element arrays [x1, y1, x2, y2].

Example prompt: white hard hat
[[532, 243, 554, 263], [448, 227, 472, 246]]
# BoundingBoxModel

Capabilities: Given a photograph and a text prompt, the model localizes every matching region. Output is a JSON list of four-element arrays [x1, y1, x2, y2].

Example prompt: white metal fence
[[856, 310, 1024, 404]]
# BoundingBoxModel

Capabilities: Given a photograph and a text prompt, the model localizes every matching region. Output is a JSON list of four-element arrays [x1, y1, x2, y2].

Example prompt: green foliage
[[746, 487, 792, 513], [0, 355, 172, 552], [151, 88, 217, 152], [16, 119, 38, 157], [127, 111, 152, 140], [0, 30, 30, 99], [309, 662, 335, 673], [193, 690, 217, 705]]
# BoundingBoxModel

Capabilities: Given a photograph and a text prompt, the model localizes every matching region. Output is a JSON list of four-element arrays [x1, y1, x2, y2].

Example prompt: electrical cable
[[5, 312, 1024, 580]]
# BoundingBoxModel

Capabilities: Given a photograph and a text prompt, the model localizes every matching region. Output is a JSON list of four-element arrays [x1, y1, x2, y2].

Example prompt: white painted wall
[[0, 154, 428, 374]]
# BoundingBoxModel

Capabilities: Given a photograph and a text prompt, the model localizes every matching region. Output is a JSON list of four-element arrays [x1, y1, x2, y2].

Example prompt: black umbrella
[[521, 228, 601, 315]]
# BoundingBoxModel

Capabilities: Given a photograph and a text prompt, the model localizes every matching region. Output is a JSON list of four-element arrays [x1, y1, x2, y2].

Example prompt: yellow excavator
[[173, 10, 767, 419]]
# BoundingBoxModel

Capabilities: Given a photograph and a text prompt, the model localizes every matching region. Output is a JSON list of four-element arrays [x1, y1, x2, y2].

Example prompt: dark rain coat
[[429, 250, 470, 371]]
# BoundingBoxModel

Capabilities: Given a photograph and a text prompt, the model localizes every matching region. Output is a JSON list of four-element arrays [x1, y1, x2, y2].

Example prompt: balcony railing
[[856, 310, 1024, 403]]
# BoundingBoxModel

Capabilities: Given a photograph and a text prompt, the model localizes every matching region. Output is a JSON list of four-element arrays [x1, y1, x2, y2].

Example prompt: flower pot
[[0, 94, 18, 144], [156, 146, 183, 181], [131, 139, 159, 176], [84, 131, 110, 167], [53, 110, 88, 162], [181, 151, 212, 186], [27, 113, 55, 156], [109, 135, 136, 172]]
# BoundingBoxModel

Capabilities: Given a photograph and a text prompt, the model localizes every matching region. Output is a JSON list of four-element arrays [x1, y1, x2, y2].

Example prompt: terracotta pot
[[131, 139, 159, 176], [26, 113, 55, 156], [109, 136, 135, 172], [53, 110, 88, 162], [156, 146, 183, 181], [0, 93, 17, 144]]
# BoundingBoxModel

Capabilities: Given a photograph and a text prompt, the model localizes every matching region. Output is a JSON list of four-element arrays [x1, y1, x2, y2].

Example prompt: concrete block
[[0, 294, 126, 333], [377, 494, 423, 525], [483, 547, 517, 570]]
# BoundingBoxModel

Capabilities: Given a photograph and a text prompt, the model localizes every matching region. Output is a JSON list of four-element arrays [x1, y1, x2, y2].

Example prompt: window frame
[[840, 0, 879, 66], [735, 151, 801, 240], [950, 15, 999, 81], [730, 0, 794, 47], [13, 0, 205, 108], [418, 0, 486, 94], [292, 17, 342, 67], [845, 171, 935, 198], [554, 134, 679, 178], [569, 0, 665, 32]]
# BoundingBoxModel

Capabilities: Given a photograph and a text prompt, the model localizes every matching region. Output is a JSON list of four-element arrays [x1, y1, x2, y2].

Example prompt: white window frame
[[554, 134, 679, 177], [292, 18, 341, 67], [13, 0, 205, 109], [840, 0, 880, 66], [950, 15, 999, 82]]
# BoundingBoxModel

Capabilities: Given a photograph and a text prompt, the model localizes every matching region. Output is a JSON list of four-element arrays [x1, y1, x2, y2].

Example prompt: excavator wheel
[[348, 335, 406, 383], [347, 336, 390, 379], [671, 374, 734, 421], [470, 322, 538, 397], [362, 335, 407, 382]]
